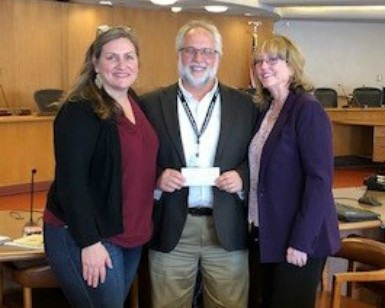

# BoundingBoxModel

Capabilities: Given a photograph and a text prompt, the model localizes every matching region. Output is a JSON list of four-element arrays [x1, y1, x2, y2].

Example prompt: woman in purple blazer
[[248, 35, 340, 308]]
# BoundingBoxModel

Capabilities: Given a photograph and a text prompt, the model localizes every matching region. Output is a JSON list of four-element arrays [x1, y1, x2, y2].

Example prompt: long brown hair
[[64, 26, 139, 119]]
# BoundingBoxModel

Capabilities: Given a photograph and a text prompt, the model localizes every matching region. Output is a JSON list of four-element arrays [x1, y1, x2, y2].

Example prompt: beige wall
[[0, 0, 274, 111]]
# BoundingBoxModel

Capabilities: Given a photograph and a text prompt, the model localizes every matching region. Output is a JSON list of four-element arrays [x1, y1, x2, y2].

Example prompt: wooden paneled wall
[[0, 0, 274, 111], [0, 116, 54, 192]]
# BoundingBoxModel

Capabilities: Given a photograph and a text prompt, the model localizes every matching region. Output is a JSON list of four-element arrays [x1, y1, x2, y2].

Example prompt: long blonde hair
[[64, 26, 139, 119], [253, 35, 313, 108]]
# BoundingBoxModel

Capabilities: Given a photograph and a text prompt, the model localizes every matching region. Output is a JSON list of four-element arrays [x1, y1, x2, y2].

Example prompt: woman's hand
[[81, 242, 113, 288], [286, 247, 308, 267]]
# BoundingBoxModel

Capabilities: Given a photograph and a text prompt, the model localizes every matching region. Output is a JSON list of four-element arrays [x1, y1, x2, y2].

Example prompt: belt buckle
[[188, 207, 212, 216]]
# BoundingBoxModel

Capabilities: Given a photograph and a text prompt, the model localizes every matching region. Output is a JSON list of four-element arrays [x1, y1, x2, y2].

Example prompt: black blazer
[[140, 83, 258, 252], [46, 88, 143, 249]]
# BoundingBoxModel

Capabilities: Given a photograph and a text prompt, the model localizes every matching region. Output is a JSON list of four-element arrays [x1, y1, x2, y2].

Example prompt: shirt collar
[[178, 78, 219, 101]]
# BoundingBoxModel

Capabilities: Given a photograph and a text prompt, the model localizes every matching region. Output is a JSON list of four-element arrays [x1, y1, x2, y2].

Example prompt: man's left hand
[[216, 171, 243, 193]]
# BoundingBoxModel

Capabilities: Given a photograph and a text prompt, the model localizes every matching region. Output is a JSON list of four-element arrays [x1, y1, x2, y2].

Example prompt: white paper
[[0, 235, 10, 245], [4, 234, 44, 250], [181, 167, 220, 187]]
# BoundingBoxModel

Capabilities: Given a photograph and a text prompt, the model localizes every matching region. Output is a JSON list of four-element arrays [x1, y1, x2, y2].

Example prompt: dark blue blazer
[[255, 91, 341, 263]]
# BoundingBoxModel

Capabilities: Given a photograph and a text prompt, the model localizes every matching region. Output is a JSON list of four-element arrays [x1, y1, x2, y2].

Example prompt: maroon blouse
[[108, 99, 158, 248]]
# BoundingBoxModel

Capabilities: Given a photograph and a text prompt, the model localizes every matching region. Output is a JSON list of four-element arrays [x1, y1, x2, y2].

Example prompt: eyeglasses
[[254, 56, 285, 67], [179, 47, 218, 59]]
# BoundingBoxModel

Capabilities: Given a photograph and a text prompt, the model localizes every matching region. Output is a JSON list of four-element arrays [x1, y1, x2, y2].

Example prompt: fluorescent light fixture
[[150, 0, 178, 5], [204, 5, 229, 13], [99, 0, 112, 5], [171, 6, 182, 13]]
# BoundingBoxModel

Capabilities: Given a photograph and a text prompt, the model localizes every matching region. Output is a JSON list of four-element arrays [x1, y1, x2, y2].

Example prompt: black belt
[[188, 207, 213, 216]]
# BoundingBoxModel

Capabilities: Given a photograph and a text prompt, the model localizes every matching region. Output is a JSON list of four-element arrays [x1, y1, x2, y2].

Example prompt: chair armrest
[[331, 269, 385, 307], [334, 269, 385, 284]]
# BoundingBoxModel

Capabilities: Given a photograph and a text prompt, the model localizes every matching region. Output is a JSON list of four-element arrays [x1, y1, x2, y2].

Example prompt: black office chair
[[314, 88, 338, 108], [382, 87, 385, 106], [33, 89, 63, 115], [352, 87, 382, 107]]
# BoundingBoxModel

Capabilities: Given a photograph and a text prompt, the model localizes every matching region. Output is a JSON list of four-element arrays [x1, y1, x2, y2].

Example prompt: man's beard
[[178, 57, 219, 89]]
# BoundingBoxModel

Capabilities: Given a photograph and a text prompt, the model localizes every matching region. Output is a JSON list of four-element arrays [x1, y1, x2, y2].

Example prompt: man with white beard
[[140, 20, 258, 308]]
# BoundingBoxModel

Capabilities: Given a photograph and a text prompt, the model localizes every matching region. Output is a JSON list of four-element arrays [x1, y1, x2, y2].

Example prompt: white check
[[181, 167, 220, 187]]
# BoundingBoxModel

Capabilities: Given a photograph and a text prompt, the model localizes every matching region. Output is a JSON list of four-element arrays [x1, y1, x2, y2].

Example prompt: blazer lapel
[[160, 84, 186, 166], [215, 84, 236, 163], [259, 93, 298, 177]]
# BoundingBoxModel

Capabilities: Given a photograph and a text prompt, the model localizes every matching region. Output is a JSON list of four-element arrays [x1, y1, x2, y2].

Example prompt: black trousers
[[249, 229, 325, 308], [259, 257, 325, 308]]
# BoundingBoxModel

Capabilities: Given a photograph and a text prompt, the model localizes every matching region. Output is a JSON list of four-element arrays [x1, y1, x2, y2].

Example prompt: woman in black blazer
[[43, 27, 158, 307]]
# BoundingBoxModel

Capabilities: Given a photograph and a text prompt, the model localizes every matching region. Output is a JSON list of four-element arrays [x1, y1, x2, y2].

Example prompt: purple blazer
[[254, 91, 341, 263]]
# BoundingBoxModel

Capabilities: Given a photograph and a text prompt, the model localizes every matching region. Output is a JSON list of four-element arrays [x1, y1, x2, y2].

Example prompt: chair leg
[[320, 262, 329, 291], [129, 276, 139, 308], [23, 287, 32, 308]]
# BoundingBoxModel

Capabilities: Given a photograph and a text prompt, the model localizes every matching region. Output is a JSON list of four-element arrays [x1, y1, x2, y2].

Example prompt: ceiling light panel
[[150, 0, 178, 5], [205, 5, 229, 13]]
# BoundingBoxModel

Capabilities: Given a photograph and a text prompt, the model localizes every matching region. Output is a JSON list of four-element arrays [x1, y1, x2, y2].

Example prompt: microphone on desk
[[22, 168, 42, 237]]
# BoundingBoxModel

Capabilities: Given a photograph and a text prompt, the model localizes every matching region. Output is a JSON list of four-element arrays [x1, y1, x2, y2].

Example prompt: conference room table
[[334, 186, 385, 231], [0, 210, 45, 308]]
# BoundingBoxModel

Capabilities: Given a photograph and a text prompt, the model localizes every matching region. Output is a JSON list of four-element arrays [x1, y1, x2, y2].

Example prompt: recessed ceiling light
[[150, 0, 178, 5], [204, 5, 228, 13], [171, 6, 182, 13]]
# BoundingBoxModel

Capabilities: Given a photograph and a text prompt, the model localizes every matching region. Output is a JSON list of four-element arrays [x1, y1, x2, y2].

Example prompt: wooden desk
[[335, 120, 385, 162], [0, 210, 45, 307], [326, 108, 385, 160], [0, 115, 54, 194], [0, 209, 44, 261], [334, 186, 385, 231], [0, 246, 44, 262]]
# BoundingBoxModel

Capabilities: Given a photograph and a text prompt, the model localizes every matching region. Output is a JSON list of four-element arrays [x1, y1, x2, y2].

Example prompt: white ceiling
[[63, 0, 385, 22]]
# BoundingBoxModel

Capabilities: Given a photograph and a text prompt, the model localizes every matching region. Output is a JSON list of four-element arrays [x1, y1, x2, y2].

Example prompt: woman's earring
[[95, 73, 103, 89]]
